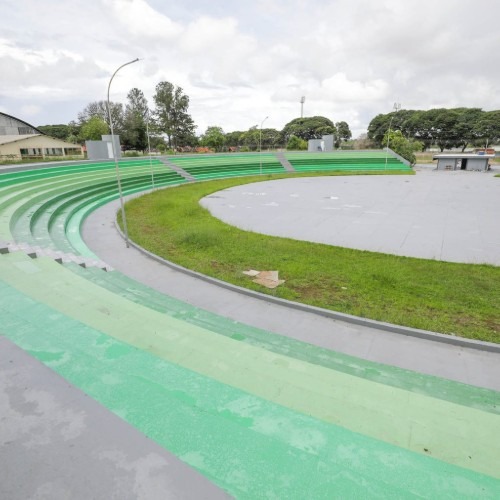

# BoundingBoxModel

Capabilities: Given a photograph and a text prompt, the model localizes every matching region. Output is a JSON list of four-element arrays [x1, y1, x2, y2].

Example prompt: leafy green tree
[[334, 121, 352, 147], [78, 101, 124, 135], [127, 87, 149, 118], [352, 133, 376, 149], [368, 110, 419, 147], [68, 121, 81, 140], [261, 128, 282, 150], [451, 108, 482, 152], [153, 81, 196, 149], [282, 116, 336, 141], [201, 126, 225, 151], [66, 134, 79, 144], [424, 109, 461, 151], [367, 113, 391, 146], [475, 110, 500, 147], [79, 116, 109, 141], [225, 131, 244, 148], [37, 124, 71, 140], [241, 126, 260, 151], [368, 107, 498, 152], [122, 88, 149, 151], [286, 135, 308, 150], [384, 130, 422, 165]]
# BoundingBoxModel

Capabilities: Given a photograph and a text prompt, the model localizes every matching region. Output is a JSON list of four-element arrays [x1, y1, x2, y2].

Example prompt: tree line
[[368, 108, 500, 152], [37, 81, 352, 153]]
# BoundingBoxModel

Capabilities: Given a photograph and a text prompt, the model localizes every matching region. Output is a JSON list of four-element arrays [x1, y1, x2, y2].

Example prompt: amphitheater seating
[[169, 153, 286, 179], [0, 155, 499, 497], [285, 151, 410, 172]]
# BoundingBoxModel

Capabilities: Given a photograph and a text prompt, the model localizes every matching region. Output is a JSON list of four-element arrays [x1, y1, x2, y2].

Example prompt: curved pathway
[[2, 159, 500, 497], [201, 169, 500, 265], [83, 195, 500, 391]]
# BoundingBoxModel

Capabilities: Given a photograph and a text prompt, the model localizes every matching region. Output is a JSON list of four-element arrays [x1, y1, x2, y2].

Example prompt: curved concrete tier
[[1, 157, 499, 498]]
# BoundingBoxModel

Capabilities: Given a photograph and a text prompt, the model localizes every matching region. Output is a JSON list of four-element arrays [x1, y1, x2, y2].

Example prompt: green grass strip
[[124, 172, 500, 343]]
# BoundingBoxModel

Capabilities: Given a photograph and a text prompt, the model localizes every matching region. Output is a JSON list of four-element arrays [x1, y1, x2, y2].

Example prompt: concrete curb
[[113, 218, 500, 354]]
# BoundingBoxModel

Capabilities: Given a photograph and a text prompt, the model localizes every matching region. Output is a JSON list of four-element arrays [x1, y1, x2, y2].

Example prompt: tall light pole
[[300, 96, 305, 118], [385, 102, 401, 170], [107, 57, 139, 248], [146, 109, 155, 191], [259, 116, 268, 175]]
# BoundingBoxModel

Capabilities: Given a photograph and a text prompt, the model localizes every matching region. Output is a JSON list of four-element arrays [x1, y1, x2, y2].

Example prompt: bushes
[[287, 135, 308, 151], [384, 130, 423, 165]]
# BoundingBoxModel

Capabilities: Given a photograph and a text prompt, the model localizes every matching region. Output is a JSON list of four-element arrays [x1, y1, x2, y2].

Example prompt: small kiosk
[[433, 153, 494, 171]]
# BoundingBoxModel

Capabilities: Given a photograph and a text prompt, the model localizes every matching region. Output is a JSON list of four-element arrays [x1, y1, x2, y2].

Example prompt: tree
[[424, 108, 461, 152], [121, 88, 149, 151], [200, 126, 225, 151], [352, 133, 376, 150], [367, 113, 391, 147], [261, 128, 282, 150], [37, 124, 71, 140], [286, 135, 308, 150], [241, 126, 260, 151], [334, 121, 352, 147], [475, 110, 500, 147], [405, 110, 434, 150], [453, 108, 483, 152], [126, 87, 149, 119], [282, 116, 336, 141], [68, 121, 81, 141], [368, 107, 498, 152], [79, 116, 109, 141], [225, 131, 244, 149], [78, 101, 124, 135], [153, 81, 196, 149], [384, 130, 422, 165]]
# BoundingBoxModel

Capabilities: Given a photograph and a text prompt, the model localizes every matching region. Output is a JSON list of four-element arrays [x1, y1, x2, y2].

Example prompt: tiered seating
[[286, 151, 410, 172], [0, 157, 499, 497], [0, 158, 185, 257], [171, 153, 285, 179]]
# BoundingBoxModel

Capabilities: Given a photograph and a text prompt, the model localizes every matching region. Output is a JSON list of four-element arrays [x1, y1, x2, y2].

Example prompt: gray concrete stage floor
[[0, 337, 229, 500], [201, 169, 500, 265], [82, 197, 500, 391]]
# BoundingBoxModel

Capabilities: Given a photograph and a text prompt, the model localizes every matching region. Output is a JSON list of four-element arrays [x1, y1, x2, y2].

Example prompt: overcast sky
[[1, 0, 499, 137]]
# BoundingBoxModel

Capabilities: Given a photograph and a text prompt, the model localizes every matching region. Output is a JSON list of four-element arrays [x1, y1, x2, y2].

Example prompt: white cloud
[[318, 74, 388, 103], [1, 0, 499, 135], [20, 104, 42, 117], [105, 0, 182, 39]]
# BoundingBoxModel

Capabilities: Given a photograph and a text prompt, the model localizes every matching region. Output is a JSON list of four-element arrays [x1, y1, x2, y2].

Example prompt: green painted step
[[1, 253, 499, 478], [1, 279, 499, 498], [64, 262, 500, 415]]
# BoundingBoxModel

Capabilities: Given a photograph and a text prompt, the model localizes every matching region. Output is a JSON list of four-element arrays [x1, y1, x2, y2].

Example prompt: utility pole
[[300, 96, 305, 118], [107, 57, 140, 248], [385, 102, 401, 170]]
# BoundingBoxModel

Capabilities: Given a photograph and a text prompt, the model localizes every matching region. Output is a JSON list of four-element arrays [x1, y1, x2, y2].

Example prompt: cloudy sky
[[1, 0, 499, 137]]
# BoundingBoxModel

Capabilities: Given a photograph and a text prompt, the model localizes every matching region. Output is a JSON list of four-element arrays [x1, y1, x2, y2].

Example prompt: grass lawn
[[125, 171, 500, 343]]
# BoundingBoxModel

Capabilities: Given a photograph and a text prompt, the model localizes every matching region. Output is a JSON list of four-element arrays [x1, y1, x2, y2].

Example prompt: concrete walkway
[[82, 190, 500, 391], [0, 336, 229, 500]]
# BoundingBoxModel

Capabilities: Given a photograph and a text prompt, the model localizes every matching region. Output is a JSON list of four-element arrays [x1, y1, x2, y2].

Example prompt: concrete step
[[1, 241, 112, 271]]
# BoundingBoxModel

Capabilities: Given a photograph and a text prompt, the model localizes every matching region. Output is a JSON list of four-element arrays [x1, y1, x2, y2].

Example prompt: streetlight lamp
[[384, 102, 401, 170], [106, 57, 140, 248], [259, 116, 268, 175]]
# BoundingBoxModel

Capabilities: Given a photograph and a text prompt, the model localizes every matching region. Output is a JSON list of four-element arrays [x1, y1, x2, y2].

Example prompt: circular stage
[[201, 170, 500, 265]]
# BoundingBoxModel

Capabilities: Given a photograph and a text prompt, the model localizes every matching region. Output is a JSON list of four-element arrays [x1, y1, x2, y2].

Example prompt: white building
[[0, 112, 83, 160]]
